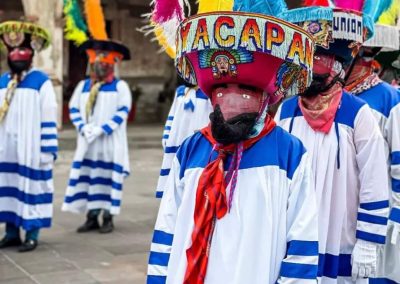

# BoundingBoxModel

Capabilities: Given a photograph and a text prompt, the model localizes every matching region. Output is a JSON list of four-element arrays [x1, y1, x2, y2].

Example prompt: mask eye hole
[[242, 94, 250, 99], [217, 92, 223, 98], [314, 55, 320, 60]]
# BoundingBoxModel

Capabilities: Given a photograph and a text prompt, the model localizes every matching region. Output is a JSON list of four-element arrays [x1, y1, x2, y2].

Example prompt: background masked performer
[[147, 1, 320, 283], [143, 9, 213, 199], [376, 50, 400, 87], [157, 84, 212, 198], [277, 1, 391, 282], [62, 38, 131, 234], [0, 20, 58, 252], [344, 3, 400, 281]]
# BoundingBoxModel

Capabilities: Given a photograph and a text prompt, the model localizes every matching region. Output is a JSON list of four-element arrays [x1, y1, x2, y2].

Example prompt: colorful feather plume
[[84, 0, 108, 40], [142, 0, 185, 59], [303, 0, 330, 7], [377, 0, 400, 25], [63, 0, 88, 46], [333, 0, 364, 11], [153, 23, 176, 58], [198, 0, 234, 13], [152, 0, 184, 23], [233, 0, 288, 15], [363, 0, 392, 22]]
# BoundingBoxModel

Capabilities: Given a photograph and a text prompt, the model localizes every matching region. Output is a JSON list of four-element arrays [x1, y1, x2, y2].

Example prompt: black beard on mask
[[210, 105, 258, 145], [8, 58, 31, 74], [299, 74, 344, 97]]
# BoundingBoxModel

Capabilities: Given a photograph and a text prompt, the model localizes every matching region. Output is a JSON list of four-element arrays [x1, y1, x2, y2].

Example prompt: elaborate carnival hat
[[149, 0, 316, 105], [364, 0, 400, 51], [278, 0, 392, 64], [0, 20, 50, 51], [63, 0, 130, 62], [369, 1, 400, 71], [80, 39, 131, 62]]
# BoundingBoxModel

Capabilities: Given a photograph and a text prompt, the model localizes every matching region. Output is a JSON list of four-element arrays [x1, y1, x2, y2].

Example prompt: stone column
[[22, 0, 64, 127]]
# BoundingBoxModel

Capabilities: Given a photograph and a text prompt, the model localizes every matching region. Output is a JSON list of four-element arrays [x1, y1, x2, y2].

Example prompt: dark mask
[[7, 58, 31, 74], [210, 105, 258, 145], [92, 62, 114, 81], [299, 54, 344, 97], [299, 74, 344, 97]]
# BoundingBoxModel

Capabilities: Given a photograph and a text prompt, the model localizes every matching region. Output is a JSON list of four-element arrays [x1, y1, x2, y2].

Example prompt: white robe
[[147, 126, 319, 284], [355, 82, 400, 283], [276, 92, 390, 283], [0, 70, 58, 231], [156, 86, 212, 198], [62, 78, 131, 215]]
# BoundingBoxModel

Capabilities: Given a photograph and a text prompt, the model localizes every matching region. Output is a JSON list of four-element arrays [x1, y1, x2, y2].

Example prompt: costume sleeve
[[147, 156, 184, 284], [162, 86, 185, 149], [386, 102, 400, 224], [278, 152, 319, 283], [40, 79, 58, 159], [354, 105, 390, 245], [101, 80, 132, 135], [69, 80, 85, 132]]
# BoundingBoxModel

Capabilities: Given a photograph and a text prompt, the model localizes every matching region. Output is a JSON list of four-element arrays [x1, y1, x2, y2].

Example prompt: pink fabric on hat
[[187, 52, 285, 105]]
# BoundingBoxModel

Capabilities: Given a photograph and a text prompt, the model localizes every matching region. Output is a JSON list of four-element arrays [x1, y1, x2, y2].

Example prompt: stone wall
[[107, 9, 176, 123]]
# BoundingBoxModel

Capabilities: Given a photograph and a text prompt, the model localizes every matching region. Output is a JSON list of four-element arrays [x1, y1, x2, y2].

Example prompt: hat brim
[[280, 7, 368, 63], [364, 24, 399, 51], [376, 50, 400, 69], [80, 39, 131, 60], [0, 21, 51, 51]]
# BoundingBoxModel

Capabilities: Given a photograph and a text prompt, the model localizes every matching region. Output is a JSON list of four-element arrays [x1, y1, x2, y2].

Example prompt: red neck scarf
[[299, 83, 343, 134], [345, 59, 379, 89], [345, 60, 382, 95], [184, 116, 276, 284]]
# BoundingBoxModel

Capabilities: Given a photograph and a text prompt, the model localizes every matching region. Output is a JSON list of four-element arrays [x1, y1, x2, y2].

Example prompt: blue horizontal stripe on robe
[[62, 78, 131, 216], [0, 70, 57, 231]]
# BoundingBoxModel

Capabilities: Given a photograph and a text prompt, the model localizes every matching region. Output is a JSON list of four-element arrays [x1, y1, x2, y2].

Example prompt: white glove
[[86, 126, 104, 144], [81, 124, 93, 137], [389, 221, 400, 245], [40, 153, 54, 166], [351, 240, 378, 281]]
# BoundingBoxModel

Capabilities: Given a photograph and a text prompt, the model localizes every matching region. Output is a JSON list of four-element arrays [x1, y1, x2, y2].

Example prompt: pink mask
[[211, 84, 264, 121]]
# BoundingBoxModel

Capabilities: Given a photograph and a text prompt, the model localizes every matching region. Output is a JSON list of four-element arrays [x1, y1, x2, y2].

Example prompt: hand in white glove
[[389, 221, 400, 245], [81, 124, 93, 137], [86, 126, 104, 144], [40, 153, 54, 166], [351, 239, 378, 281]]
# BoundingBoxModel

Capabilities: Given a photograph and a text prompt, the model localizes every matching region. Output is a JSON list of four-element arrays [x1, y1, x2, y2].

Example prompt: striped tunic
[[0, 70, 58, 231], [157, 85, 212, 198], [62, 79, 131, 215], [354, 82, 400, 283], [148, 127, 319, 283], [276, 92, 389, 283]]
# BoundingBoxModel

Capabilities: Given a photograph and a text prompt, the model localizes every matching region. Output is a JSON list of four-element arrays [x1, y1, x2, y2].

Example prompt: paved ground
[[0, 125, 164, 284]]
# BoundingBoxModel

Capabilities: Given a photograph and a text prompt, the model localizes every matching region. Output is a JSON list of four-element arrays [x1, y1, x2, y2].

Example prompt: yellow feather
[[197, 0, 234, 13], [378, 0, 400, 26], [84, 0, 108, 40], [154, 24, 176, 58], [64, 17, 88, 46]]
